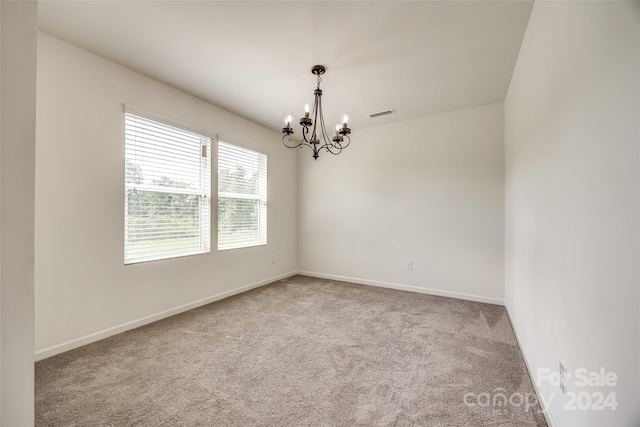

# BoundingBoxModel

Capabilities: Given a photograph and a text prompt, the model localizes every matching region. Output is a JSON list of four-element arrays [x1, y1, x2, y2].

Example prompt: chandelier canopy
[[282, 65, 351, 160]]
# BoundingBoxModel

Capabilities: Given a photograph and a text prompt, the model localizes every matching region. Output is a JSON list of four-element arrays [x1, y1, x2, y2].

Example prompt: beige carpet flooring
[[36, 275, 548, 426]]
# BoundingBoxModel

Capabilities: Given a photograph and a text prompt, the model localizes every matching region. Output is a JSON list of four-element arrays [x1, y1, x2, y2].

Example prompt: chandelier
[[282, 65, 351, 160]]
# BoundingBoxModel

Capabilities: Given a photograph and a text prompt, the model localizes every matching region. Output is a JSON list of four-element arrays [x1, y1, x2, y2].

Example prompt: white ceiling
[[38, 1, 534, 133]]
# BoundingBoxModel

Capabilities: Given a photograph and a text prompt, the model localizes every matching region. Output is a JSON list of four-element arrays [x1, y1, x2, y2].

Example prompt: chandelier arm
[[317, 92, 333, 148], [301, 142, 317, 154], [319, 91, 344, 154], [283, 138, 314, 151], [301, 123, 311, 144], [324, 134, 351, 154], [324, 146, 343, 155], [319, 98, 345, 152], [322, 141, 343, 155], [311, 90, 321, 143], [338, 135, 350, 149], [282, 134, 302, 149]]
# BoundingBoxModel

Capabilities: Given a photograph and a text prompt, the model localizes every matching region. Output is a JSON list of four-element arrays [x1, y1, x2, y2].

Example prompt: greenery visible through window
[[124, 110, 211, 264], [218, 141, 267, 250]]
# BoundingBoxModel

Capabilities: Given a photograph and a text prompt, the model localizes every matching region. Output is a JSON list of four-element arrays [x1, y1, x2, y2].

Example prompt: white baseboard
[[505, 305, 556, 427], [35, 270, 502, 361], [34, 271, 297, 361], [297, 270, 504, 306]]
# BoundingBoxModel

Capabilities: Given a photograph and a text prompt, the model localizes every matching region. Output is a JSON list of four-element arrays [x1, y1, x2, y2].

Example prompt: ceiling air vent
[[369, 109, 396, 119]]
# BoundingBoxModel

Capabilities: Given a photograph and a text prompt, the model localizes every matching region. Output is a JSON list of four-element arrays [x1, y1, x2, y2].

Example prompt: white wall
[[1, 1, 37, 424], [298, 103, 505, 304], [35, 33, 298, 359], [505, 2, 639, 426]]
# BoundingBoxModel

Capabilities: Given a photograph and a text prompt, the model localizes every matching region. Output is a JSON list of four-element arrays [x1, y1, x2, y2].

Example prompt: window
[[218, 140, 267, 250], [124, 109, 211, 264]]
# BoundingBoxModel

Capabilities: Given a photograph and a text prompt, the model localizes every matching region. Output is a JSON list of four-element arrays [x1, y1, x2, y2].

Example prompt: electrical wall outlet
[[559, 361, 568, 396], [405, 260, 413, 271], [271, 254, 276, 264]]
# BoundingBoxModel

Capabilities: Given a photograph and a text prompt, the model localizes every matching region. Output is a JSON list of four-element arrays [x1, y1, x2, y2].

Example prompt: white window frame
[[217, 138, 268, 251], [124, 105, 212, 264]]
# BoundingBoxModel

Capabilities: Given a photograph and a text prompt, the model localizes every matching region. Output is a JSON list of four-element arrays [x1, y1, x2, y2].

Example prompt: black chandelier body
[[282, 65, 351, 160]]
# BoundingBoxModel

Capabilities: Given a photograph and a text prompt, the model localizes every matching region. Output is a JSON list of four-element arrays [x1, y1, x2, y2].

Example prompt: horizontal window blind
[[218, 141, 267, 250], [125, 111, 211, 263]]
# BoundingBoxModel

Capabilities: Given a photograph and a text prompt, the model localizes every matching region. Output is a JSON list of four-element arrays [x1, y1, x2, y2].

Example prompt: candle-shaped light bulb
[[304, 104, 310, 118], [342, 114, 349, 129], [283, 110, 295, 133], [335, 124, 340, 136]]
